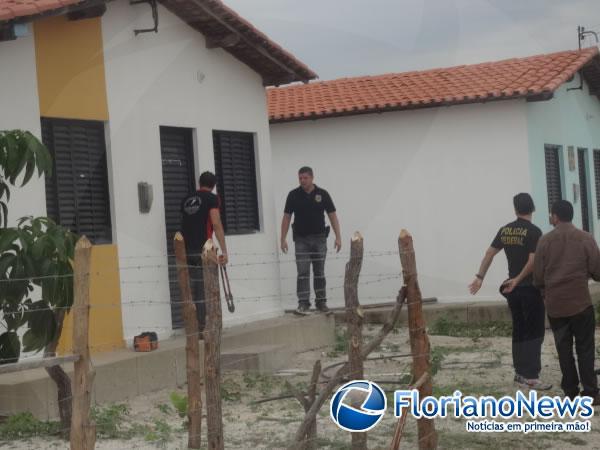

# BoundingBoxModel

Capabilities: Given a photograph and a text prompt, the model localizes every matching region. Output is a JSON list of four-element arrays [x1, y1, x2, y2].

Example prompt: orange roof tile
[[268, 47, 600, 123]]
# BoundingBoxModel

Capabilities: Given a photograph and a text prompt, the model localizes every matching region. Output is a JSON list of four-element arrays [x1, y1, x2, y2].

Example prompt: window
[[594, 150, 600, 219], [212, 130, 260, 234], [544, 144, 562, 211], [42, 118, 112, 243]]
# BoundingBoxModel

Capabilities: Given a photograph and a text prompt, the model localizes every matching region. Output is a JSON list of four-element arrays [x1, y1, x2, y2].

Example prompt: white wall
[[102, 0, 282, 340], [0, 29, 47, 222], [271, 100, 531, 306]]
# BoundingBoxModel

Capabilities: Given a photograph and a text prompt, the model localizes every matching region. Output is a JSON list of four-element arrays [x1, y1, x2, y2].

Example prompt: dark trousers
[[502, 286, 546, 379], [294, 234, 327, 307], [187, 256, 205, 331], [548, 305, 598, 398]]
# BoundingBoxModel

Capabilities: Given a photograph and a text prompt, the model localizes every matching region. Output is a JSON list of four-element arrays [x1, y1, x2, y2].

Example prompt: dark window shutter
[[594, 150, 600, 219], [213, 131, 260, 234], [578, 149, 590, 232], [41, 118, 112, 243], [544, 145, 562, 211]]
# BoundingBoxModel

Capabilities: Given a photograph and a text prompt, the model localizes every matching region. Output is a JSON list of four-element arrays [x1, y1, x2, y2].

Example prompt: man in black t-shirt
[[281, 166, 341, 315], [469, 193, 551, 390], [181, 171, 228, 333]]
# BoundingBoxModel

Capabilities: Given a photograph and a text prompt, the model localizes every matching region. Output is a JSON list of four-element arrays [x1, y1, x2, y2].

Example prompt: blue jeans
[[294, 234, 327, 307]]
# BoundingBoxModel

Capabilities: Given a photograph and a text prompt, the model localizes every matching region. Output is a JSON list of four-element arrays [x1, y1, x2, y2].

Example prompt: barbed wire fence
[[0, 230, 459, 449]]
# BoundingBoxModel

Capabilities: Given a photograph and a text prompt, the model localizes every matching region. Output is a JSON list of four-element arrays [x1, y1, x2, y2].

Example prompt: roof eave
[[269, 91, 557, 124]]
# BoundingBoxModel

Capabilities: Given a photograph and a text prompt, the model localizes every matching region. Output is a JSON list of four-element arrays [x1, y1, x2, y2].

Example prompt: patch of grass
[[0, 412, 61, 440], [144, 419, 173, 447], [243, 373, 281, 396], [384, 343, 401, 353], [92, 403, 133, 439], [437, 430, 546, 449], [327, 327, 349, 357], [155, 403, 172, 415], [558, 436, 588, 446], [221, 378, 242, 401], [429, 316, 512, 338], [169, 392, 188, 418]]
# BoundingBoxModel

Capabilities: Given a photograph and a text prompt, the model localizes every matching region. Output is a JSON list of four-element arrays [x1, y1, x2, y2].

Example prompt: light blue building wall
[[527, 75, 600, 237]]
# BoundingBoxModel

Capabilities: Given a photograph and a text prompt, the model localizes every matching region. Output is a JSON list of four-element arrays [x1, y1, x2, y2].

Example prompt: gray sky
[[224, 0, 600, 80]]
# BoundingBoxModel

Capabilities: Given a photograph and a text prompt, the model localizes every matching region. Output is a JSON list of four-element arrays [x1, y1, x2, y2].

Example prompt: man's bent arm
[[512, 253, 535, 285]]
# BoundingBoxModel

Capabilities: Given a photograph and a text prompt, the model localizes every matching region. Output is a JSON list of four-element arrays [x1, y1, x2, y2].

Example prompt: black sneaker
[[294, 305, 311, 316], [316, 304, 330, 313]]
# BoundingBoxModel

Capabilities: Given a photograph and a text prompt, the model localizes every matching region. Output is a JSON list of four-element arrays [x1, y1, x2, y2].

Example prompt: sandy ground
[[2, 323, 600, 450]]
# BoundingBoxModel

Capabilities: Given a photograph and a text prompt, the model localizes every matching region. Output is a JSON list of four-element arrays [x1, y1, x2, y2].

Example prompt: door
[[578, 148, 592, 233], [160, 126, 195, 329]]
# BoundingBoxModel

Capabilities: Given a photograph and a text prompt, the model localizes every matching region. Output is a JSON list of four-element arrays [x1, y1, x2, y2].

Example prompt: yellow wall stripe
[[58, 244, 125, 355], [34, 15, 109, 121]]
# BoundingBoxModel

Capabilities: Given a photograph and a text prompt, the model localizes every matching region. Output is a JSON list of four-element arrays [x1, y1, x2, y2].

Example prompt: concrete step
[[0, 313, 335, 420], [333, 300, 511, 325], [222, 344, 290, 372], [333, 283, 600, 326]]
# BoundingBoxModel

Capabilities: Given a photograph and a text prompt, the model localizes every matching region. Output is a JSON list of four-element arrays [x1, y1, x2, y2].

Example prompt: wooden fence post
[[292, 289, 408, 450], [398, 230, 437, 450], [174, 232, 202, 449], [389, 372, 429, 450], [202, 239, 224, 450], [70, 236, 96, 450], [344, 232, 366, 450]]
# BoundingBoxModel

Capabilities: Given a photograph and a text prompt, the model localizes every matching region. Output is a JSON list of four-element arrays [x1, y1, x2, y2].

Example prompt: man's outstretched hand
[[468, 278, 483, 295]]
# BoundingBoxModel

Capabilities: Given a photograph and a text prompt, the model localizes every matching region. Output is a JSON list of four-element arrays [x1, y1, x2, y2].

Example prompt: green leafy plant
[[0, 129, 78, 435], [169, 392, 188, 418], [0, 130, 52, 228]]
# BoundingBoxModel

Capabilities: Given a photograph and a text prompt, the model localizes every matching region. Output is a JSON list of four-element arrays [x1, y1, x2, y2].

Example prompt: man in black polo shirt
[[468, 193, 550, 390], [281, 166, 341, 315], [181, 171, 228, 332]]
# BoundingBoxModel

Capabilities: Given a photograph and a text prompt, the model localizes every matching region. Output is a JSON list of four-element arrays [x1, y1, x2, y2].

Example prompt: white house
[[0, 0, 317, 349], [269, 48, 600, 306]]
